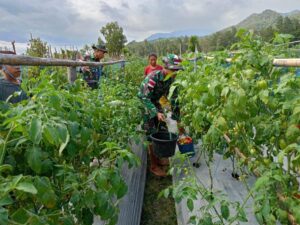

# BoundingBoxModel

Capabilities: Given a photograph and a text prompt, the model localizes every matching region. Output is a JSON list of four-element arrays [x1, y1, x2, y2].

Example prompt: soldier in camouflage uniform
[[138, 54, 182, 177], [81, 44, 107, 89]]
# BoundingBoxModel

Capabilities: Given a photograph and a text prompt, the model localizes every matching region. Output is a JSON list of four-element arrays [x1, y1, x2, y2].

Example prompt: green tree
[[275, 16, 284, 32], [259, 26, 275, 42], [26, 36, 48, 57], [97, 37, 105, 45], [282, 17, 293, 34], [100, 22, 127, 57], [26, 36, 49, 77], [188, 35, 199, 52]]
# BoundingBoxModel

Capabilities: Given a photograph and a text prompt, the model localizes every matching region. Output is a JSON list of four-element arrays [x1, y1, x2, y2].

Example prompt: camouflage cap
[[162, 54, 183, 70]]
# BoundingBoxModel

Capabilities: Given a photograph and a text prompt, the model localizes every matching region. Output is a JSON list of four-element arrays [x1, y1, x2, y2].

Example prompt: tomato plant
[[0, 62, 143, 225], [168, 31, 300, 224]]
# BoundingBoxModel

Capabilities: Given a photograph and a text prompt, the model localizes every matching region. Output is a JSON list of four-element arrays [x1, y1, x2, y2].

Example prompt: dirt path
[[140, 166, 177, 225]]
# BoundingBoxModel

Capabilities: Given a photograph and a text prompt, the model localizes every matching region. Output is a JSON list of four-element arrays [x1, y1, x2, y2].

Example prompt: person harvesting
[[138, 54, 183, 177]]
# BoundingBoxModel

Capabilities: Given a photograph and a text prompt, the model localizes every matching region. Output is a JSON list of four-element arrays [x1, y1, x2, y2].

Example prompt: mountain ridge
[[145, 9, 300, 41]]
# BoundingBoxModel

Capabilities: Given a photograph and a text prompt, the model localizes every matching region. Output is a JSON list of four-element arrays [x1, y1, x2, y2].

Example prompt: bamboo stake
[[273, 58, 300, 67], [195, 56, 300, 67]]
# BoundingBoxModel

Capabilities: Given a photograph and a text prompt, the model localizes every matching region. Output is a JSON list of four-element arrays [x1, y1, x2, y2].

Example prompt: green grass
[[140, 166, 177, 225]]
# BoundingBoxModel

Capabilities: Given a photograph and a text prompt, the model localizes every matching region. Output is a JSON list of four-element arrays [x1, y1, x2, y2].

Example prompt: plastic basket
[[177, 142, 195, 157]]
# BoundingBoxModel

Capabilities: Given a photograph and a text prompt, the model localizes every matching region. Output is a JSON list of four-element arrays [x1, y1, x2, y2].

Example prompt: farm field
[[0, 29, 300, 225]]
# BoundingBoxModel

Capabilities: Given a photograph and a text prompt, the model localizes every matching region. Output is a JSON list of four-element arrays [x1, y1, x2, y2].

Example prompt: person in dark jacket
[[0, 51, 27, 103]]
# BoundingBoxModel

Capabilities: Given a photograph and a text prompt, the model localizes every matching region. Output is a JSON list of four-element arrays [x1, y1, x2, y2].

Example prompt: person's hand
[[177, 123, 186, 135], [157, 112, 165, 121], [82, 66, 90, 72]]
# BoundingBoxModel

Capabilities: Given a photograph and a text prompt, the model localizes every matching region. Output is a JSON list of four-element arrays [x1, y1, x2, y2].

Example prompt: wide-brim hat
[[92, 44, 108, 53]]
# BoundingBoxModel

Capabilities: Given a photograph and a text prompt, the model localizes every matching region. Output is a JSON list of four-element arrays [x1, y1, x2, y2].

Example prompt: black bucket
[[150, 132, 178, 158]]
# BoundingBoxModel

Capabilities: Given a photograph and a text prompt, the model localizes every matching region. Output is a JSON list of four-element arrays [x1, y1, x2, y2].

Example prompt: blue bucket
[[178, 142, 195, 157]]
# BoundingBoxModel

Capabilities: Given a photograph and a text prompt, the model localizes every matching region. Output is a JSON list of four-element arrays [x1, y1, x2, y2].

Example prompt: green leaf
[[0, 207, 8, 225], [258, 90, 269, 104], [15, 138, 28, 149], [34, 177, 57, 208], [41, 159, 53, 174], [221, 87, 230, 97], [29, 118, 42, 144], [202, 214, 213, 225], [49, 94, 61, 110], [0, 195, 13, 207], [188, 216, 197, 225], [187, 198, 194, 212], [68, 121, 80, 138], [81, 127, 91, 145], [57, 124, 68, 142], [100, 203, 115, 220], [221, 202, 230, 220], [43, 125, 59, 145], [116, 181, 128, 199], [255, 212, 264, 224], [27, 146, 42, 174], [59, 217, 74, 225], [9, 175, 23, 189], [262, 199, 271, 219], [40, 190, 57, 209], [84, 190, 95, 208], [285, 126, 300, 144], [0, 164, 13, 174], [168, 85, 177, 99], [273, 175, 283, 182], [11, 208, 30, 224], [293, 106, 300, 115], [16, 182, 38, 194], [238, 208, 248, 222], [161, 188, 170, 198], [82, 208, 94, 225], [254, 176, 269, 190]]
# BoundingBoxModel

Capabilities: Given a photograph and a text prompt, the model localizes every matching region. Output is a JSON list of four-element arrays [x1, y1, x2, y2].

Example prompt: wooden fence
[[0, 54, 126, 82], [190, 56, 300, 72]]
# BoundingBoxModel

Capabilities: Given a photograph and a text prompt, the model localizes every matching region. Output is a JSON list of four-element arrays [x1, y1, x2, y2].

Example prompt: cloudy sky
[[0, 0, 299, 53]]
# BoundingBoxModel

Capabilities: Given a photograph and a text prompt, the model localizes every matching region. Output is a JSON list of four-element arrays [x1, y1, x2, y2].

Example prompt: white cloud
[[0, 0, 299, 46]]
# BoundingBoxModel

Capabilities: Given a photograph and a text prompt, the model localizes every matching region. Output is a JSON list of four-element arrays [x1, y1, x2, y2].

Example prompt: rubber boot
[[148, 144, 167, 177]]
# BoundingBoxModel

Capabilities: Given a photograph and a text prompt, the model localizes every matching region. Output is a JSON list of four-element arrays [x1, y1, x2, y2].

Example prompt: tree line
[[23, 16, 300, 59], [127, 15, 300, 57]]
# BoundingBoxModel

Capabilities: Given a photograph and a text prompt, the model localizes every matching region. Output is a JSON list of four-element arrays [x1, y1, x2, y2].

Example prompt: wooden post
[[11, 41, 16, 54], [179, 43, 182, 58], [121, 59, 125, 77], [67, 67, 77, 83]]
